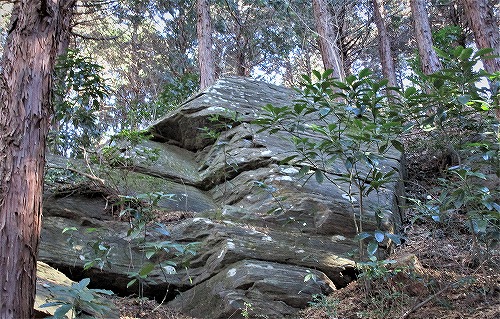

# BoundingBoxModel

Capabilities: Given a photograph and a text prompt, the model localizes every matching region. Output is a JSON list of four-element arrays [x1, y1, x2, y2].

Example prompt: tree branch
[[48, 165, 106, 186], [72, 31, 120, 41]]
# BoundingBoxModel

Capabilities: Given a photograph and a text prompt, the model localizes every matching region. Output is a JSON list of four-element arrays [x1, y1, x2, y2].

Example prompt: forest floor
[[111, 149, 500, 319]]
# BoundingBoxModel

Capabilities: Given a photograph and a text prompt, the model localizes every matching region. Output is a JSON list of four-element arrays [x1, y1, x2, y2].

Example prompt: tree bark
[[312, 0, 345, 81], [235, 32, 248, 76], [232, 5, 248, 76], [462, 0, 500, 73], [410, 0, 442, 74], [197, 0, 216, 90], [372, 0, 398, 88], [0, 1, 75, 318]]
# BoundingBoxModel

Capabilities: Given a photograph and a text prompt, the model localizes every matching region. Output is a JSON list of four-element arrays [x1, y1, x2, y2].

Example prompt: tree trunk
[[305, 48, 312, 80], [0, 1, 75, 318], [233, 10, 248, 76], [462, 0, 500, 73], [236, 38, 247, 76], [197, 0, 216, 90], [312, 0, 345, 81], [372, 0, 398, 88], [410, 0, 442, 74]]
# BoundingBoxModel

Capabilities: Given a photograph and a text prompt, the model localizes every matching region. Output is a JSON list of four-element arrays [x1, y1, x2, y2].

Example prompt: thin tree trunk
[[284, 58, 293, 86], [305, 47, 312, 79], [234, 15, 247, 76], [51, 19, 72, 140], [462, 0, 500, 73], [410, 0, 442, 74], [197, 0, 216, 90], [372, 0, 398, 88], [312, 0, 345, 81], [0, 1, 75, 317], [224, 0, 249, 76], [236, 40, 247, 76]]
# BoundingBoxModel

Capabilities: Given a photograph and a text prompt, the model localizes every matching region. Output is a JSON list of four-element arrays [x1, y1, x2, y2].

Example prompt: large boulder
[[169, 260, 335, 319], [40, 77, 405, 319], [150, 77, 404, 231], [167, 218, 356, 287]]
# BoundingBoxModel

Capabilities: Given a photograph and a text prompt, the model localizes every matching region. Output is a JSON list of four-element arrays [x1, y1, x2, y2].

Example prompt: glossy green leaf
[[78, 290, 95, 302], [355, 232, 371, 241], [385, 233, 402, 245], [54, 304, 73, 318], [126, 279, 137, 288], [139, 262, 155, 277], [76, 278, 90, 290], [433, 78, 444, 89], [315, 169, 324, 183], [472, 219, 488, 234], [473, 47, 494, 58], [367, 241, 378, 256], [323, 69, 334, 78], [358, 68, 372, 79], [457, 95, 470, 105], [91, 288, 114, 295], [459, 47, 473, 61], [312, 70, 321, 80], [374, 231, 385, 243], [391, 140, 404, 153], [279, 155, 298, 165], [298, 165, 311, 177], [62, 227, 78, 234]]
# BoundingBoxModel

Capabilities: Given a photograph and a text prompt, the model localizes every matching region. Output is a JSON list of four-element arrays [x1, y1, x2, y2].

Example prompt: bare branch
[[72, 31, 120, 41]]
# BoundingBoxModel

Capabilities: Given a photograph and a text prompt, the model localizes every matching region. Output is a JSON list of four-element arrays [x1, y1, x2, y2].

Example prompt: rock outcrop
[[39, 77, 405, 319]]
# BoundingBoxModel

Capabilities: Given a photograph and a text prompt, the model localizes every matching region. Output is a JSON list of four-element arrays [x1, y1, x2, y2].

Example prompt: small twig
[[152, 283, 170, 312], [399, 281, 457, 319], [53, 166, 105, 186], [67, 167, 105, 185], [72, 31, 120, 41], [81, 147, 99, 183]]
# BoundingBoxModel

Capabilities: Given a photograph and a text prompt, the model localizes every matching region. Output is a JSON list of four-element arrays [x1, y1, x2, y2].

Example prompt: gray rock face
[[40, 77, 405, 319], [169, 260, 335, 319]]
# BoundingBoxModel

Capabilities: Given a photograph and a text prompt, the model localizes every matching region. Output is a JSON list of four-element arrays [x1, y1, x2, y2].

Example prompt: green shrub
[[406, 46, 499, 259], [255, 68, 406, 259], [40, 278, 114, 319]]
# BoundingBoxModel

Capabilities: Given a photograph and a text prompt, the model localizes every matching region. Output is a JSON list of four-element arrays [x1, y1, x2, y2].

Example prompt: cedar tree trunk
[[197, 0, 216, 90], [312, 0, 345, 81], [462, 0, 500, 119], [0, 1, 75, 318], [372, 0, 398, 88], [462, 0, 500, 73], [410, 0, 442, 74], [233, 10, 248, 76]]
